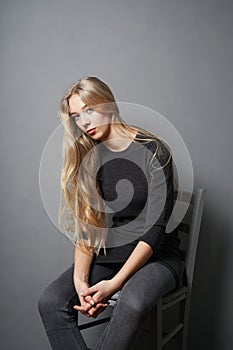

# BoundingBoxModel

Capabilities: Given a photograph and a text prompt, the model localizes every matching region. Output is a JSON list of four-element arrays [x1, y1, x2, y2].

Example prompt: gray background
[[1, 0, 233, 349]]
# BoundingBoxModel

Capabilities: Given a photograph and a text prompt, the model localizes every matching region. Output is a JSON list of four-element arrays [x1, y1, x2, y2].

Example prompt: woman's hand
[[74, 280, 92, 317], [74, 278, 108, 318], [74, 279, 119, 317]]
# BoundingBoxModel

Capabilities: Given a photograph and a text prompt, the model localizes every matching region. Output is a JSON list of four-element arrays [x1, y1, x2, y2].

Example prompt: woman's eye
[[71, 114, 80, 122], [70, 108, 93, 121], [86, 108, 94, 114]]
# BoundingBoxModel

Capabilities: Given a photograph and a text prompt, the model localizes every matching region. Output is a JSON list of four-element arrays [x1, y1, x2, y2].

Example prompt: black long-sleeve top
[[93, 131, 184, 288]]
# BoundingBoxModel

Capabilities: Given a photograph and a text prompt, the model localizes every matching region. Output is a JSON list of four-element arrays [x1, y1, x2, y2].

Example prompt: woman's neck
[[100, 128, 138, 152]]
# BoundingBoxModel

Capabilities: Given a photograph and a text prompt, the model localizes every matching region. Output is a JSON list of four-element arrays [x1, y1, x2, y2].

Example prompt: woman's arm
[[79, 241, 153, 310], [73, 242, 94, 284], [110, 240, 153, 290], [73, 243, 109, 317], [73, 243, 95, 311], [111, 143, 174, 290]]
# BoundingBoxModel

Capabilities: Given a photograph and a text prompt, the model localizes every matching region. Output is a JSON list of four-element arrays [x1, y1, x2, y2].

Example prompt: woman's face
[[68, 93, 113, 141]]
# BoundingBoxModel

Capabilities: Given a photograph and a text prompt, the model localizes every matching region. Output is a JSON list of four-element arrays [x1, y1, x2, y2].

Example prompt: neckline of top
[[99, 131, 141, 155]]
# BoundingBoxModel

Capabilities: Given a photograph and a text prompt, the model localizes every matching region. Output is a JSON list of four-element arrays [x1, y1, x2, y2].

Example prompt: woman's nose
[[80, 113, 91, 127]]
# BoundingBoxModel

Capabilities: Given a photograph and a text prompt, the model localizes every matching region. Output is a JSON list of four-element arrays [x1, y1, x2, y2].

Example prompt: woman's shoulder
[[136, 131, 172, 168]]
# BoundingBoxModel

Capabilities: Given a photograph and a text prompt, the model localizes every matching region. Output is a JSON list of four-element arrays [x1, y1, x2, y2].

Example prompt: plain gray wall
[[1, 0, 233, 349]]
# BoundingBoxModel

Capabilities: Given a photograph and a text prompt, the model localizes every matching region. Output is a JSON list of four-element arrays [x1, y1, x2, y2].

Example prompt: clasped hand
[[74, 280, 117, 319]]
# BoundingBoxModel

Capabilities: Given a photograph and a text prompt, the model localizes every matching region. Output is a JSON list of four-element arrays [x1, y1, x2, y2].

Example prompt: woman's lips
[[87, 128, 96, 135]]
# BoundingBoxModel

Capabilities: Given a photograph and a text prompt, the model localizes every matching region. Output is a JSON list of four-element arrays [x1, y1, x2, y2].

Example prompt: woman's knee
[[37, 282, 59, 315], [37, 265, 78, 316], [115, 263, 177, 318], [37, 279, 76, 316]]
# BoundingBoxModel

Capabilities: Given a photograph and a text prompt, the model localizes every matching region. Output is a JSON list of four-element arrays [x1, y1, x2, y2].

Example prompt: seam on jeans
[[94, 292, 122, 349]]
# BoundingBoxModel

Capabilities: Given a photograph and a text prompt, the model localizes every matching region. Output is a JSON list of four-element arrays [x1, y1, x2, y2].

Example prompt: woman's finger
[[73, 304, 89, 312], [92, 307, 104, 318], [80, 285, 98, 297], [83, 295, 95, 306], [88, 303, 108, 317], [92, 304, 109, 318]]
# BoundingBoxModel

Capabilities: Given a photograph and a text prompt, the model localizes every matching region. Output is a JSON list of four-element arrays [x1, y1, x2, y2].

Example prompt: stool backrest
[[172, 189, 206, 291]]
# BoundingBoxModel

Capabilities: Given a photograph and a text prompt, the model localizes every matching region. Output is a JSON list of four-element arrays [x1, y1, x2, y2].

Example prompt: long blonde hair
[[58, 76, 172, 256]]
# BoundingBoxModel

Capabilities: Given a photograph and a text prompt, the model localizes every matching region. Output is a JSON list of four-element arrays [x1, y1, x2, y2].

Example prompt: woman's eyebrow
[[69, 104, 87, 116]]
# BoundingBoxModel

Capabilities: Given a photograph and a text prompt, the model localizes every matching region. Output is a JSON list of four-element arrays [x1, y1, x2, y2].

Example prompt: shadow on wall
[[188, 200, 229, 350]]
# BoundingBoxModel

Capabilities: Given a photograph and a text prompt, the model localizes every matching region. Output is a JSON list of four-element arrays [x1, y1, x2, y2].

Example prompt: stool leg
[[156, 300, 163, 350], [150, 307, 157, 350], [181, 294, 191, 350]]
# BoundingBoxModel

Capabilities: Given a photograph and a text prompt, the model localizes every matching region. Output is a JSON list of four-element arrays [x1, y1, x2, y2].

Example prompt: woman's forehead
[[68, 94, 86, 114]]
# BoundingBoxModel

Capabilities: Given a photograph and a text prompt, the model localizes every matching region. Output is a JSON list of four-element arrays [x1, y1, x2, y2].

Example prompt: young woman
[[37, 76, 184, 350]]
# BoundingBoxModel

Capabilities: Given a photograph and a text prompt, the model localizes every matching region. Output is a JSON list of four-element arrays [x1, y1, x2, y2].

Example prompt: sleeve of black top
[[138, 140, 174, 253]]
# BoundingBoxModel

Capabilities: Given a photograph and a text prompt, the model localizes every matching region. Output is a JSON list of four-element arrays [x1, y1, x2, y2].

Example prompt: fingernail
[[90, 300, 95, 305]]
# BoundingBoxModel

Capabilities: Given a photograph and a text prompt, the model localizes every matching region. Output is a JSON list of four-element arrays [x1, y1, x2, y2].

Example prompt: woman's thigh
[[93, 261, 177, 350], [116, 261, 177, 317]]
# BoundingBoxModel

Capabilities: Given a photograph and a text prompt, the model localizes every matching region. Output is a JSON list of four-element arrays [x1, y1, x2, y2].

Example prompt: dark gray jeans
[[38, 260, 183, 350]]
